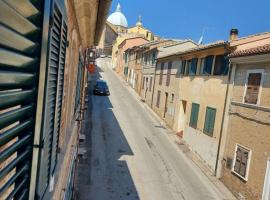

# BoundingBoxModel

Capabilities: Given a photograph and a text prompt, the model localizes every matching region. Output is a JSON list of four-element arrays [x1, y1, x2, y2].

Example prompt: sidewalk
[[112, 68, 236, 200]]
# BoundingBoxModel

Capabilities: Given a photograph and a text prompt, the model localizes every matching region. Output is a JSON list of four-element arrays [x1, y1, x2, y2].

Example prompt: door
[[177, 100, 187, 132], [262, 159, 270, 200], [164, 92, 168, 118]]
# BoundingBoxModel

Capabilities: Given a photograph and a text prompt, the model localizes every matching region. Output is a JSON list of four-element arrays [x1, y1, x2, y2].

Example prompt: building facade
[[0, 0, 110, 199], [152, 41, 198, 128], [116, 37, 148, 79], [221, 32, 270, 200]]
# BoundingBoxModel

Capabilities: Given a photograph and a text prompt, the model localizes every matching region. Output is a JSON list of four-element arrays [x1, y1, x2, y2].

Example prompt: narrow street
[[82, 58, 234, 200]]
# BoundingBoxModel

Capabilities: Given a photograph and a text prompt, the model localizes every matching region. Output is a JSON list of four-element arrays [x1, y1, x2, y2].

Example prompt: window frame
[[243, 69, 264, 105], [232, 144, 252, 181]]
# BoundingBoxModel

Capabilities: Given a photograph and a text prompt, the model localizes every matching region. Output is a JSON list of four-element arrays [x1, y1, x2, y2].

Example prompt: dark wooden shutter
[[159, 63, 164, 85], [36, 2, 67, 198], [166, 62, 172, 86], [234, 146, 249, 178], [244, 73, 262, 104], [0, 0, 44, 199], [234, 148, 242, 173]]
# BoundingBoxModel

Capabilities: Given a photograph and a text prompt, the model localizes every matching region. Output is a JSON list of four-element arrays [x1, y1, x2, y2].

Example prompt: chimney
[[230, 28, 239, 40]]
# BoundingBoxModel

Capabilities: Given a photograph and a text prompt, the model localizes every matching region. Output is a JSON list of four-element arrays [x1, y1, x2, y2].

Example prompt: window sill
[[231, 170, 248, 182], [231, 101, 270, 112]]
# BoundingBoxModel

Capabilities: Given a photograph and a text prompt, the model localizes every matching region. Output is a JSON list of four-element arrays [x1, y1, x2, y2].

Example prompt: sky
[[109, 0, 270, 43]]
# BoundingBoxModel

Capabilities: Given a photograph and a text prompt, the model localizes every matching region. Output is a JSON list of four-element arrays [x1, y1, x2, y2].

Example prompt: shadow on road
[[74, 66, 139, 200]]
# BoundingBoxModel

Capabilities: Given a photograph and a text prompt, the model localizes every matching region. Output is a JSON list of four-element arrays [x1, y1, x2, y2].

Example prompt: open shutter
[[203, 56, 214, 75], [74, 57, 83, 117], [0, 0, 44, 199], [36, 2, 67, 198], [204, 107, 216, 136], [159, 63, 164, 85], [190, 103, 199, 128]]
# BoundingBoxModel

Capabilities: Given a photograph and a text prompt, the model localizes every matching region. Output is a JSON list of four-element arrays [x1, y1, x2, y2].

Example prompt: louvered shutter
[[0, 0, 44, 199], [190, 58, 198, 75], [203, 56, 214, 75], [36, 2, 67, 198], [203, 107, 216, 136], [190, 103, 199, 128]]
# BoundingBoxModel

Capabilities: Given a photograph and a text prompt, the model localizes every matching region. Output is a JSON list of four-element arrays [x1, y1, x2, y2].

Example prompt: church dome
[[107, 3, 128, 28]]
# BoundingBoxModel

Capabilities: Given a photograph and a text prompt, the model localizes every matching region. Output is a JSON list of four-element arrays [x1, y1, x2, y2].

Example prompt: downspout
[[214, 60, 232, 176]]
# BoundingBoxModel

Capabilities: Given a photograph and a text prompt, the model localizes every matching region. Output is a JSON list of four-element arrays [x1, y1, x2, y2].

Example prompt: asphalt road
[[86, 58, 234, 200]]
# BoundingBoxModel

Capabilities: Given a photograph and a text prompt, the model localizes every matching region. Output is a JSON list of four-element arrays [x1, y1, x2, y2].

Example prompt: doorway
[[262, 159, 270, 200], [164, 92, 168, 118], [177, 100, 187, 132]]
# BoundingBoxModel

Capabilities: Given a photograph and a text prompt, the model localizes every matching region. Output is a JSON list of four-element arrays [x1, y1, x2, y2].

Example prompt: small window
[[156, 91, 161, 108], [189, 58, 198, 75], [202, 55, 214, 75], [232, 144, 251, 180], [189, 103, 200, 128], [244, 71, 263, 105], [159, 63, 164, 85], [213, 55, 229, 75], [171, 93, 175, 103], [199, 58, 205, 75], [203, 107, 216, 136], [152, 51, 156, 64], [186, 60, 192, 75], [149, 77, 153, 92], [166, 62, 172, 86], [180, 60, 186, 75]]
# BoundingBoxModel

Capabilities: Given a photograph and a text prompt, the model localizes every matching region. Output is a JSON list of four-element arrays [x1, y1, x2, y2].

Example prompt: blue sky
[[109, 0, 270, 43]]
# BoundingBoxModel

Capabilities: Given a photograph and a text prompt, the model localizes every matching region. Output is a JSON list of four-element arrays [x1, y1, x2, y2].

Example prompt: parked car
[[100, 54, 106, 58], [107, 55, 112, 58], [93, 80, 110, 95]]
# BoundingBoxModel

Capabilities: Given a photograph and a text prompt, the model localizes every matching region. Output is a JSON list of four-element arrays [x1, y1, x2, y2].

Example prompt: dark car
[[93, 80, 110, 95]]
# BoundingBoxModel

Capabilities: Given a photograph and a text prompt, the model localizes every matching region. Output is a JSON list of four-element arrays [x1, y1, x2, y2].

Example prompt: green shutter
[[75, 56, 83, 116], [0, 0, 44, 199], [189, 103, 199, 128], [36, 2, 67, 198], [203, 107, 216, 136]]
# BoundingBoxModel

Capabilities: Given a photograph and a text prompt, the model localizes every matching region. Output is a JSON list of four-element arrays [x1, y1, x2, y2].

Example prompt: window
[[233, 144, 251, 180], [189, 58, 198, 75], [159, 63, 164, 85], [213, 55, 229, 75], [152, 51, 156, 64], [171, 93, 175, 103], [203, 107, 216, 136], [186, 60, 192, 75], [156, 91, 161, 107], [199, 58, 205, 75], [180, 60, 186, 75], [244, 70, 263, 105], [202, 55, 214, 75], [149, 77, 153, 92], [166, 62, 172, 86], [142, 77, 145, 89], [189, 103, 200, 128]]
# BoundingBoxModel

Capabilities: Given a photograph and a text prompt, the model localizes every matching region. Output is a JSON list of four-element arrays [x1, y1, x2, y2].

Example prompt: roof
[[228, 44, 270, 58], [107, 3, 128, 27], [158, 40, 227, 59], [231, 31, 270, 42]]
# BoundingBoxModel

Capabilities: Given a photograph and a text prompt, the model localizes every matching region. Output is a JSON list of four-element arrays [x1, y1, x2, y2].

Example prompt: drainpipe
[[214, 61, 233, 176]]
